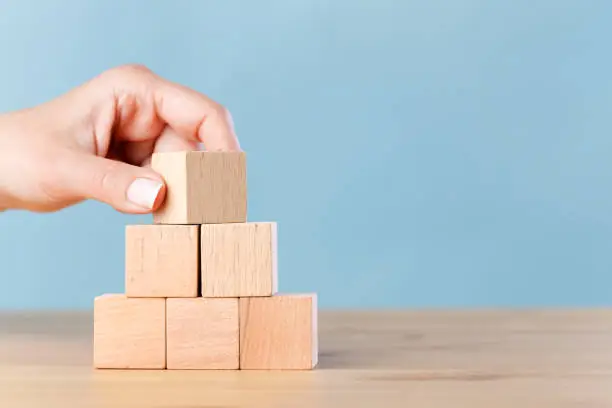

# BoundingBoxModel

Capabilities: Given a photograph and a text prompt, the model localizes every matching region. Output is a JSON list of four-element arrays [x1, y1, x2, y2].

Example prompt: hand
[[0, 64, 240, 213]]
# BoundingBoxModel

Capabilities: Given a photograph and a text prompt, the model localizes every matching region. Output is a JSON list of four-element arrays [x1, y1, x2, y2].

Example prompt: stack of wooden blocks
[[93, 151, 318, 370]]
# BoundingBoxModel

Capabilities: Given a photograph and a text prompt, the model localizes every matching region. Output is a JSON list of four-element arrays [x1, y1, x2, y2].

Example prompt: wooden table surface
[[1, 309, 612, 407]]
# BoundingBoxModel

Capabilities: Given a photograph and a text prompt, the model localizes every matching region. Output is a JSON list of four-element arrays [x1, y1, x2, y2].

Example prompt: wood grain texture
[[3, 309, 612, 407], [93, 294, 165, 369], [201, 222, 277, 297], [240, 294, 317, 370], [125, 224, 199, 298], [151, 151, 247, 225], [166, 298, 239, 370]]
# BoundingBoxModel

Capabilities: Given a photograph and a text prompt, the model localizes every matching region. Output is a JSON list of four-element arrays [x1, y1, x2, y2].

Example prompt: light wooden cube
[[151, 151, 247, 225], [166, 298, 239, 370], [125, 224, 199, 298], [93, 294, 166, 369], [239, 294, 318, 370], [201, 222, 278, 297]]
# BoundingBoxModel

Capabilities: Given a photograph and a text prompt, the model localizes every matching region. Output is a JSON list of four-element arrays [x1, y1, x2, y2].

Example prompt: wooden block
[[125, 224, 199, 298], [151, 151, 247, 225], [201, 222, 277, 297], [166, 298, 239, 370], [239, 294, 318, 370], [93, 294, 166, 369]]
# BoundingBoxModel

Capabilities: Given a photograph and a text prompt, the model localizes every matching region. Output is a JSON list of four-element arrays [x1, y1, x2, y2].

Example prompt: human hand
[[0, 64, 240, 213]]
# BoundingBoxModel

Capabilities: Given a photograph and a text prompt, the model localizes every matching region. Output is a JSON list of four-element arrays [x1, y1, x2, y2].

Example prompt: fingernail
[[126, 178, 164, 210]]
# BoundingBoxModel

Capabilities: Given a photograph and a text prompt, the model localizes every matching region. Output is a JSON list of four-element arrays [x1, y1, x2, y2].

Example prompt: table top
[[1, 309, 612, 407]]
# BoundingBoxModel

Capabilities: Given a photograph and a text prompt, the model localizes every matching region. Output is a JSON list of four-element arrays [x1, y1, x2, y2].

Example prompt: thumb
[[56, 151, 166, 214]]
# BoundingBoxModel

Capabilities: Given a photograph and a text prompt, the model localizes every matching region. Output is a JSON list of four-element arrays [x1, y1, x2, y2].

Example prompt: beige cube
[[201, 222, 277, 297], [125, 224, 199, 298], [239, 294, 318, 370], [152, 151, 247, 225], [166, 298, 239, 370], [93, 294, 166, 369]]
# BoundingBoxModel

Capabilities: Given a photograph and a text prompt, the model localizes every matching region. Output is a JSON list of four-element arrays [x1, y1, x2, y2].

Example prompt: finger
[[113, 92, 165, 143], [138, 127, 200, 167], [139, 127, 200, 168], [122, 139, 156, 166], [153, 126, 200, 153], [112, 127, 199, 167], [94, 65, 241, 151], [152, 76, 241, 151], [53, 149, 166, 214]]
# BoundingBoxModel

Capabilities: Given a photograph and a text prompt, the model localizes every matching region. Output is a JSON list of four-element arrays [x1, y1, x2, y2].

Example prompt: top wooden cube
[[152, 151, 247, 225]]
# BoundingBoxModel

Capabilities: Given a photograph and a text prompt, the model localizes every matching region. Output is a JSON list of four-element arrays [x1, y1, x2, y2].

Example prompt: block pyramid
[[93, 151, 318, 370]]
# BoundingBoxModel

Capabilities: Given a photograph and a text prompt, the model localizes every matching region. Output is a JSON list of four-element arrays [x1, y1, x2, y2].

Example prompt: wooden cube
[[125, 224, 199, 298], [239, 294, 318, 370], [93, 294, 166, 369], [201, 222, 278, 297], [151, 151, 247, 225], [166, 298, 239, 370]]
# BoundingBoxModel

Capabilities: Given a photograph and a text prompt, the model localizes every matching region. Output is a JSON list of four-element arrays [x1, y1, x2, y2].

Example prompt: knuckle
[[99, 64, 153, 83], [89, 160, 120, 194], [209, 102, 230, 120], [96, 160, 122, 192], [119, 63, 152, 74]]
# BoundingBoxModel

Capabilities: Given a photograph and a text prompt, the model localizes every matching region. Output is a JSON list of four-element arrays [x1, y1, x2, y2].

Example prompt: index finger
[[152, 75, 241, 151]]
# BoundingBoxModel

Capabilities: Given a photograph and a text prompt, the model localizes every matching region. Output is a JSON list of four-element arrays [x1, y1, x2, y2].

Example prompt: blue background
[[0, 0, 611, 309]]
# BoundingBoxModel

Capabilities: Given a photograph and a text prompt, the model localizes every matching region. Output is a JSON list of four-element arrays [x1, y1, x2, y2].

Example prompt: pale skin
[[0, 64, 241, 213]]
